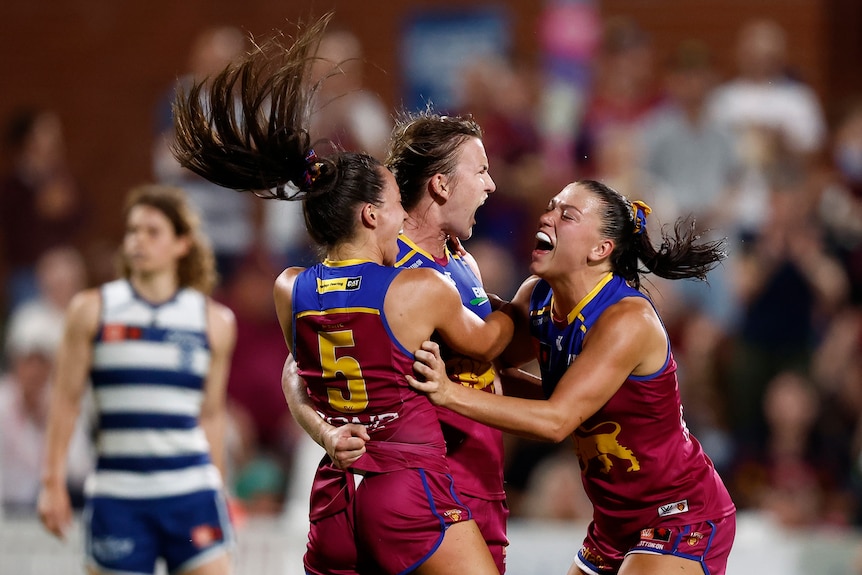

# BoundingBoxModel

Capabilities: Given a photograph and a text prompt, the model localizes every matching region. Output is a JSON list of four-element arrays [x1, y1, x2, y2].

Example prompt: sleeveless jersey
[[292, 259, 448, 476], [87, 279, 221, 499], [395, 236, 506, 501], [529, 273, 735, 536]]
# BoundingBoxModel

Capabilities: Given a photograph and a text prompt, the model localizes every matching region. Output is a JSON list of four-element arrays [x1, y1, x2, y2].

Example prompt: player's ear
[[590, 238, 614, 261], [429, 174, 450, 202], [360, 202, 377, 229]]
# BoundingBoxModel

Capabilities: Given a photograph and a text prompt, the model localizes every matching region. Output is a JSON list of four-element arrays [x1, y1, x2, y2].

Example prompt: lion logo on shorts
[[572, 421, 640, 474], [442, 509, 465, 523]]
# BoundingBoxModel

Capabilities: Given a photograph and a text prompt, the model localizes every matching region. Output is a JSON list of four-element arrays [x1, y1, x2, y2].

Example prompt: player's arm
[[282, 355, 370, 469], [494, 277, 544, 398], [37, 289, 99, 539], [408, 298, 659, 442], [273, 266, 303, 353], [389, 268, 514, 362], [200, 299, 237, 481], [496, 275, 539, 368]]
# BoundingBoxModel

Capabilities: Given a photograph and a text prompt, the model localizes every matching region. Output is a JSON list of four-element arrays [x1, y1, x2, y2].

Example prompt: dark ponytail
[[170, 12, 386, 250], [581, 179, 727, 290]]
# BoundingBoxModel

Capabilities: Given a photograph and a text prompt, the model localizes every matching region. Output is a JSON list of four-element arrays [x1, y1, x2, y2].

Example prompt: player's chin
[[528, 253, 551, 276]]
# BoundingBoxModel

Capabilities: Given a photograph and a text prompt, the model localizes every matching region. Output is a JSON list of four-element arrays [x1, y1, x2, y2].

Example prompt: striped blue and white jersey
[[85, 279, 221, 499]]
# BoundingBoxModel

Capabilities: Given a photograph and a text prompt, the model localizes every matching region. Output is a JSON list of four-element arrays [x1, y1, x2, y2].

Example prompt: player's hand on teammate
[[323, 423, 370, 469], [407, 341, 454, 406]]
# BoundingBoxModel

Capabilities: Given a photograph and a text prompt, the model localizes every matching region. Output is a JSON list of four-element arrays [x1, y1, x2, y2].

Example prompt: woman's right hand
[[322, 423, 370, 469], [37, 482, 72, 540]]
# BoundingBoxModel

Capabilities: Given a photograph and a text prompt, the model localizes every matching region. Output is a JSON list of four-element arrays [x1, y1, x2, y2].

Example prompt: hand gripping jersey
[[87, 279, 222, 499], [529, 273, 735, 536], [395, 236, 506, 502], [292, 259, 449, 476]]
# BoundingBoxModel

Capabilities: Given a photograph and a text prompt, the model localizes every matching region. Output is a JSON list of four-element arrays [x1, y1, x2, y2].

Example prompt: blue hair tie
[[632, 200, 652, 235]]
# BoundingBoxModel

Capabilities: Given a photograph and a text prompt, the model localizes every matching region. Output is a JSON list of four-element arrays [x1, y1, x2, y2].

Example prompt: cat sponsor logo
[[317, 276, 361, 293]]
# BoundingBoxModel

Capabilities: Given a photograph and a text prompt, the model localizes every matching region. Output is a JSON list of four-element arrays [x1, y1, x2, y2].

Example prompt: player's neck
[[402, 216, 448, 259], [129, 271, 180, 304]]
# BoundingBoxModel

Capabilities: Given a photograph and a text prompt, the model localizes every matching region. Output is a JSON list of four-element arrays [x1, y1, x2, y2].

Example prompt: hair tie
[[303, 149, 323, 188], [631, 200, 652, 235]]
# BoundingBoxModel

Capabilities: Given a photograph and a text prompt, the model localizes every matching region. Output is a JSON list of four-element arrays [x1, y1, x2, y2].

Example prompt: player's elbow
[[540, 413, 577, 443], [543, 425, 571, 444]]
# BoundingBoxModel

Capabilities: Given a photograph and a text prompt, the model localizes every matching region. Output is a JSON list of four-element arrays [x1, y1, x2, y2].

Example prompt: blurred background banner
[[400, 6, 511, 112]]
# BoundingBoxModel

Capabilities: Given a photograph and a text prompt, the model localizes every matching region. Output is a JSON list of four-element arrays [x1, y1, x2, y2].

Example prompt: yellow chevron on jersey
[[296, 307, 381, 319]]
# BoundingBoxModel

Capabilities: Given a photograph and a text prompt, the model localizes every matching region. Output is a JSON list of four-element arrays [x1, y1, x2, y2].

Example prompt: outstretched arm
[[408, 298, 663, 442]]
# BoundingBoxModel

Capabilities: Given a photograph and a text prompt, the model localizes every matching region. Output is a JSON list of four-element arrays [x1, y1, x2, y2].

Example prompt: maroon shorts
[[460, 494, 508, 574], [575, 514, 736, 575], [304, 468, 473, 575]]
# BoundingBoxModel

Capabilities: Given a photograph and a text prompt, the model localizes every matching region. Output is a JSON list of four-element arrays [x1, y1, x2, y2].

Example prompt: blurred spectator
[[731, 370, 856, 528], [0, 108, 87, 313], [817, 101, 862, 304], [726, 177, 849, 461], [706, 19, 828, 239], [263, 25, 393, 272], [708, 18, 827, 164], [152, 25, 260, 287], [0, 307, 93, 515], [641, 39, 741, 233], [223, 252, 295, 455], [221, 252, 299, 513], [811, 304, 862, 525], [308, 26, 392, 159], [1, 246, 87, 368], [636, 42, 742, 469], [233, 455, 288, 517], [753, 371, 822, 527], [455, 54, 544, 273], [572, 16, 663, 178]]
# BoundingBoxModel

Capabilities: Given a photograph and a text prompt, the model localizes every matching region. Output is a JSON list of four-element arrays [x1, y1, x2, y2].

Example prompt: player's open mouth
[[535, 231, 554, 251]]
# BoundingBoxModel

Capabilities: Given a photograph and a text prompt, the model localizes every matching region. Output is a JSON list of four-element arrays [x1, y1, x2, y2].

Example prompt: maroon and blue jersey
[[292, 258, 448, 476], [529, 273, 735, 537], [395, 236, 506, 502]]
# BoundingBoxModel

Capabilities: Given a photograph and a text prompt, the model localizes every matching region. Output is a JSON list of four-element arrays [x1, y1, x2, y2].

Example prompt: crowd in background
[[2, 12, 862, 537]]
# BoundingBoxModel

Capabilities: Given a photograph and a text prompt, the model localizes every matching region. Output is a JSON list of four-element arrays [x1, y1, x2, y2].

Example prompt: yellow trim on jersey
[[296, 307, 381, 319], [530, 304, 551, 317], [395, 234, 452, 268], [322, 258, 374, 267], [554, 272, 614, 326]]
